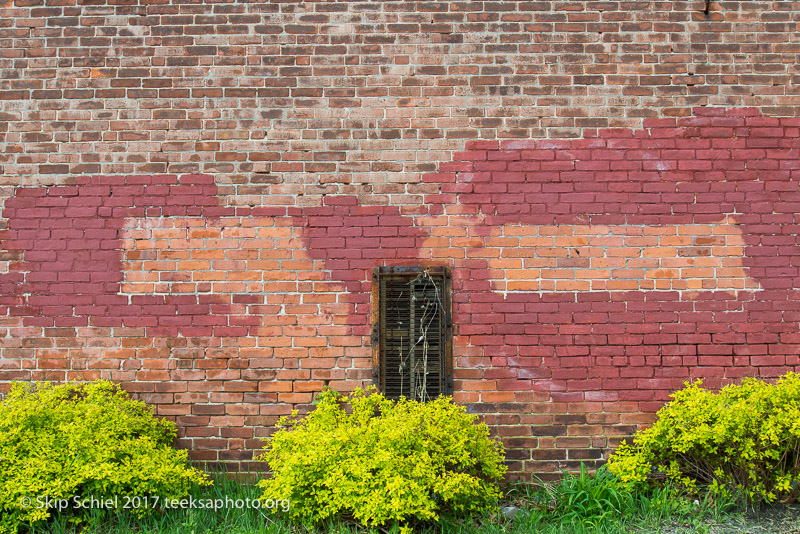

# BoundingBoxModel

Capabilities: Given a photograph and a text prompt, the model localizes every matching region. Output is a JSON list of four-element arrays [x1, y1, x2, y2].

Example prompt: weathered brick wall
[[1, 0, 799, 479]]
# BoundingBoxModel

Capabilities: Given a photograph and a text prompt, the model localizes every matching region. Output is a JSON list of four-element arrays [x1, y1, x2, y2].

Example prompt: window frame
[[371, 266, 454, 401]]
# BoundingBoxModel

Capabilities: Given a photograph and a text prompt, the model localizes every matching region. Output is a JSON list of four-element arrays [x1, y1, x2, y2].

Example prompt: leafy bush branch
[[609, 372, 800, 505], [258, 388, 507, 532], [0, 381, 209, 533]]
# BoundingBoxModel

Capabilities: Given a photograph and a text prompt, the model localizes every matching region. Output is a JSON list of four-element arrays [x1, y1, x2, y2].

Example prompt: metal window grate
[[372, 266, 452, 402]]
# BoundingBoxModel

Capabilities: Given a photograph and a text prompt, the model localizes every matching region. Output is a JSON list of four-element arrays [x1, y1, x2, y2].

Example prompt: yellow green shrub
[[608, 372, 800, 504], [258, 388, 507, 531], [0, 380, 210, 533]]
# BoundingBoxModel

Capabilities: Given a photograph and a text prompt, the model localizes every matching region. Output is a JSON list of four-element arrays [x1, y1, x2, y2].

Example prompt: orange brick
[[576, 269, 610, 279], [606, 247, 640, 258], [177, 260, 211, 270], [540, 269, 575, 279], [506, 268, 540, 279], [554, 236, 589, 247], [519, 237, 555, 247], [277, 393, 313, 404], [556, 280, 591, 291], [606, 280, 638, 290], [643, 247, 676, 258]]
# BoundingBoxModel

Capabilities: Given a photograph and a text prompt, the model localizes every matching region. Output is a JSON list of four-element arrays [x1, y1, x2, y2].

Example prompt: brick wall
[[1, 0, 799, 479]]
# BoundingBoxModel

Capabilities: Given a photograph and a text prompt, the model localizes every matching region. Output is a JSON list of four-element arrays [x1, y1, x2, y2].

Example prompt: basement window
[[372, 266, 453, 402]]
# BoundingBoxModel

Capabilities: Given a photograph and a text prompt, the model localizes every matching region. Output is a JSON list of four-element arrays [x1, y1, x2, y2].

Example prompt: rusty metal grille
[[372, 267, 452, 402]]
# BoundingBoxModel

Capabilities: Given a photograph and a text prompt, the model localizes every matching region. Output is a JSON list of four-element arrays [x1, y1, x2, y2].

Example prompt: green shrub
[[608, 372, 800, 504], [0, 380, 210, 533], [257, 387, 507, 532]]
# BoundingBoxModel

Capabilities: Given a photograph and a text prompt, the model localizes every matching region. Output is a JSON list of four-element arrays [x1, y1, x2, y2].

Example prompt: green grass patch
[[493, 465, 740, 534]]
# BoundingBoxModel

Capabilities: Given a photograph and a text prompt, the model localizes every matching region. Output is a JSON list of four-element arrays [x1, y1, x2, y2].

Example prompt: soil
[[651, 504, 800, 533]]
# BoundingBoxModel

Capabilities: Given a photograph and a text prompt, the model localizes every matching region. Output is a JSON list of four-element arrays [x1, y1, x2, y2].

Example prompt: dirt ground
[[652, 504, 800, 533]]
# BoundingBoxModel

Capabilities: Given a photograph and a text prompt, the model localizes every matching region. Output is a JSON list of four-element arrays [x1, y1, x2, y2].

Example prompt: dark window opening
[[372, 266, 453, 402]]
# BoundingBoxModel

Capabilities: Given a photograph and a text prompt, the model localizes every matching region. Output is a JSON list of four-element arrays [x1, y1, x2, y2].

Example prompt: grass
[[492, 465, 739, 534], [24, 465, 744, 534]]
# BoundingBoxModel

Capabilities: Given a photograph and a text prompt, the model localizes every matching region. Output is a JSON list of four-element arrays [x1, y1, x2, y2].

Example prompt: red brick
[[1, 2, 798, 480]]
